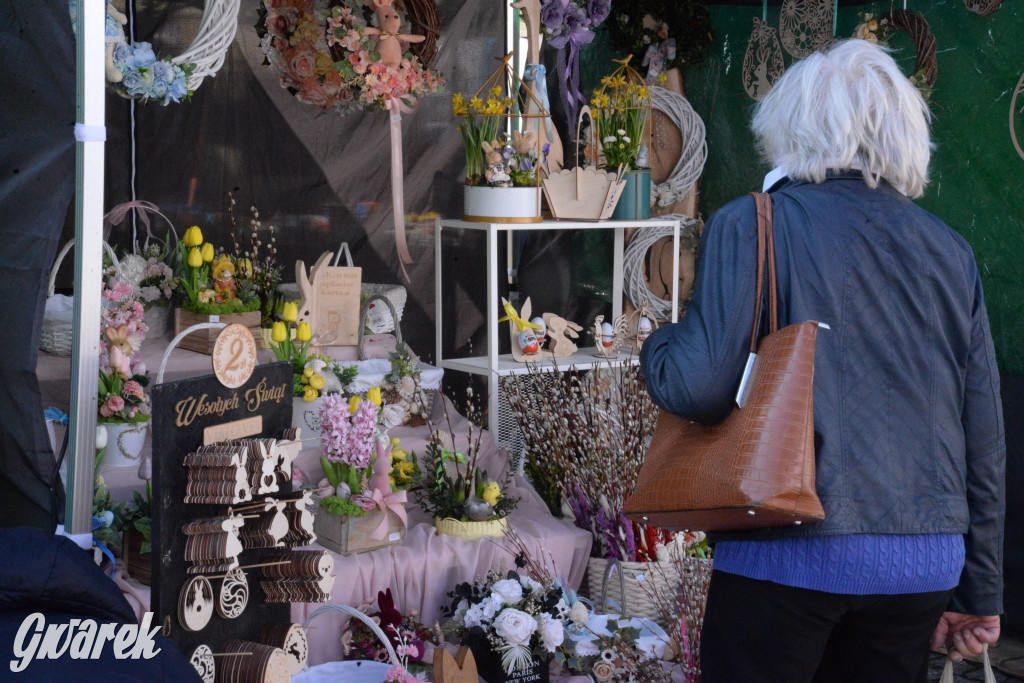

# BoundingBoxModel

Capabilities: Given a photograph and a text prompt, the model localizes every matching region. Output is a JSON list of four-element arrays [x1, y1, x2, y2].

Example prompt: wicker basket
[[434, 515, 508, 541], [585, 556, 680, 627], [40, 240, 120, 356]]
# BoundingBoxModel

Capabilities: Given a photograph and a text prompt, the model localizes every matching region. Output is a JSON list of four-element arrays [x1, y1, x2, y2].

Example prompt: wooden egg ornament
[[636, 316, 653, 342], [258, 623, 309, 676], [600, 321, 616, 348], [178, 576, 214, 632], [530, 316, 547, 344], [518, 329, 540, 355], [189, 644, 215, 683], [216, 567, 250, 619]]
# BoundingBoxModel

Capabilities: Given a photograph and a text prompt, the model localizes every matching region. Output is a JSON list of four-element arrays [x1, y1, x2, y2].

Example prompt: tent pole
[[65, 0, 106, 535]]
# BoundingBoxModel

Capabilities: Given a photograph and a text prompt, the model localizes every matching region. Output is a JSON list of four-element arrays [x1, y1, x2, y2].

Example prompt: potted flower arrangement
[[443, 554, 566, 682], [314, 391, 407, 554], [110, 238, 179, 337], [341, 589, 441, 677], [590, 57, 653, 219], [412, 396, 519, 540], [455, 53, 549, 223], [98, 280, 151, 468], [173, 224, 263, 354]]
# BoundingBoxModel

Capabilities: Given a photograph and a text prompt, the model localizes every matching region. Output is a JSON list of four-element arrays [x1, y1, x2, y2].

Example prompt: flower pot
[[463, 185, 542, 223], [293, 396, 324, 435], [102, 421, 149, 468], [314, 508, 404, 555], [434, 515, 508, 541], [142, 303, 170, 338], [469, 638, 549, 683], [173, 308, 261, 355], [610, 168, 652, 220], [122, 526, 151, 585]]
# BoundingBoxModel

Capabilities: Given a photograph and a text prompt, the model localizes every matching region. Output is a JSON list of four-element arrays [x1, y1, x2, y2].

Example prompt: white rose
[[491, 578, 524, 605], [380, 404, 406, 430], [519, 575, 543, 594], [492, 608, 537, 646], [536, 613, 564, 651]]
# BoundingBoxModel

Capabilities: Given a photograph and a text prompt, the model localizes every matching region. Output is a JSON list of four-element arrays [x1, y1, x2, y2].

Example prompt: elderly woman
[[640, 40, 1004, 682]]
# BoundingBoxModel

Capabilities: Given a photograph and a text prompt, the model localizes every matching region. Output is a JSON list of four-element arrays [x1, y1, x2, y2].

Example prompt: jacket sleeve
[[949, 266, 1005, 616], [639, 203, 759, 425]]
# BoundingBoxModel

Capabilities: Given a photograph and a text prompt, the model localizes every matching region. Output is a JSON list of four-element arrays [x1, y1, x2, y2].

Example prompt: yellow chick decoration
[[481, 481, 501, 506]]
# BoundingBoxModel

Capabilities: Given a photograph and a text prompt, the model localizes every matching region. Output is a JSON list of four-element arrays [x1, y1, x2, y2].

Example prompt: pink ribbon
[[368, 486, 408, 541], [103, 200, 162, 241], [385, 97, 414, 282]]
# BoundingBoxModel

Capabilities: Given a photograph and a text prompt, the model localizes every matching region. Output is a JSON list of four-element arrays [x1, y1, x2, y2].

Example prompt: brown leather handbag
[[623, 193, 826, 532]]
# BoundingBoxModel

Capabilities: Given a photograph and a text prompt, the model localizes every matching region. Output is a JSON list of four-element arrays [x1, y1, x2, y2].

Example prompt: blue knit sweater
[[712, 534, 965, 595]]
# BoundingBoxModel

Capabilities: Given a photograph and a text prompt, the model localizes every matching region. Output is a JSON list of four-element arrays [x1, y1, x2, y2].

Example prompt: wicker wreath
[[881, 9, 937, 88], [327, 0, 440, 66], [607, 0, 714, 77]]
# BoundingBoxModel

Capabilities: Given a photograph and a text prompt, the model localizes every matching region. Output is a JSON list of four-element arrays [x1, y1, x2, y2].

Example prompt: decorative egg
[[518, 330, 539, 354], [636, 316, 653, 342], [600, 321, 615, 348], [530, 317, 547, 344]]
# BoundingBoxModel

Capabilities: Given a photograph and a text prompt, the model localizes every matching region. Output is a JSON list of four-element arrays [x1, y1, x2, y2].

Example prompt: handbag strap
[[749, 193, 779, 352]]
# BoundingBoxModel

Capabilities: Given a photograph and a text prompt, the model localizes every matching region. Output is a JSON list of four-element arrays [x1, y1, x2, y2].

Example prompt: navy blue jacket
[[640, 172, 1005, 615]]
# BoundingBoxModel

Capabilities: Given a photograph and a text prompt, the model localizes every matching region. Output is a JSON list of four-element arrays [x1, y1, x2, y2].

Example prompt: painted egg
[[636, 316, 653, 342], [518, 330, 539, 354], [530, 317, 547, 344], [601, 321, 615, 348]]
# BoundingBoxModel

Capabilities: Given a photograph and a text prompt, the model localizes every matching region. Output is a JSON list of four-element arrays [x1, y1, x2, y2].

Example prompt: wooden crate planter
[[173, 308, 262, 355], [314, 508, 404, 555], [122, 527, 151, 586]]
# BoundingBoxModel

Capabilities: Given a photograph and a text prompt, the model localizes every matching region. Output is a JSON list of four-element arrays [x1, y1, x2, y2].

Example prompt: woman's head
[[752, 39, 932, 198]]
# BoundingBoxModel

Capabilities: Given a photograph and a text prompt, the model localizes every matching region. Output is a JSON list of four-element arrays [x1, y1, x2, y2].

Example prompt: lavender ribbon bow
[[103, 200, 162, 242]]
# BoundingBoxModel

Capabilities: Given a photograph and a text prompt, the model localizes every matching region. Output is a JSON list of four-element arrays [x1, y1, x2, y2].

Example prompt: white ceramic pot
[[293, 396, 324, 435], [463, 185, 542, 223], [102, 421, 149, 468]]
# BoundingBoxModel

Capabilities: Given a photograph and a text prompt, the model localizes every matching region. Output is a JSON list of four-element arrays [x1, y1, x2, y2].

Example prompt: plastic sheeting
[[0, 0, 75, 529]]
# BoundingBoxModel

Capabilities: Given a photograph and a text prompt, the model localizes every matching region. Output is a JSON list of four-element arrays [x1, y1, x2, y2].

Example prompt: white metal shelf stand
[[434, 217, 682, 439]]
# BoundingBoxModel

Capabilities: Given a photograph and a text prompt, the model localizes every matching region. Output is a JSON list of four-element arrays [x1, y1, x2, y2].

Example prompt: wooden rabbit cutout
[[296, 251, 362, 347], [433, 646, 478, 683], [364, 0, 424, 68]]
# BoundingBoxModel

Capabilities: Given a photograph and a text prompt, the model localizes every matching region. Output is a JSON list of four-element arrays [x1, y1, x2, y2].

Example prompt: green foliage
[[319, 495, 370, 518], [183, 298, 261, 315], [120, 481, 153, 554]]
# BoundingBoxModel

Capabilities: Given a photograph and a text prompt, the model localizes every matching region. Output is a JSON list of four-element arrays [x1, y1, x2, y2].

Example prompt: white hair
[[751, 39, 933, 198]]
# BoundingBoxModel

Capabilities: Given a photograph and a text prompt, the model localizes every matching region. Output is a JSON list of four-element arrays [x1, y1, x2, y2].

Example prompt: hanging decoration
[[539, 0, 612, 144], [256, 0, 444, 280], [962, 0, 1005, 16], [188, 644, 216, 683], [853, 11, 937, 100], [743, 17, 786, 101], [779, 0, 834, 59], [1012, 70, 1024, 162], [216, 568, 251, 619], [649, 86, 707, 207], [607, 0, 714, 82]]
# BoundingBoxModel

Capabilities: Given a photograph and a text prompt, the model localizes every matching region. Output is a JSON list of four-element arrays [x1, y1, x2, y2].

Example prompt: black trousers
[[701, 571, 954, 683]]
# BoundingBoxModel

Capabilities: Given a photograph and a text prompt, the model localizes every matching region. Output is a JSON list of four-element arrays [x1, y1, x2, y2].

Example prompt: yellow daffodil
[[188, 247, 202, 268], [282, 301, 298, 323], [349, 396, 361, 413], [367, 386, 382, 406], [397, 462, 415, 477], [469, 96, 483, 113], [296, 321, 311, 342], [200, 242, 214, 263], [389, 475, 397, 488], [183, 225, 203, 247], [271, 321, 287, 343], [391, 448, 408, 462], [309, 373, 325, 391], [490, 85, 501, 98], [302, 386, 318, 402], [303, 367, 314, 379]]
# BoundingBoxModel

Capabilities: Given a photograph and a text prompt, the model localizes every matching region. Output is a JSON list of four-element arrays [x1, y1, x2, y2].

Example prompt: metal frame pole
[[65, 0, 106, 534]]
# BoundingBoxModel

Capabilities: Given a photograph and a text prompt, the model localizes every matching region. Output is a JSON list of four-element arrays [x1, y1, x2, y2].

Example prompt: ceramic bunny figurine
[[481, 140, 512, 187], [363, 0, 425, 68]]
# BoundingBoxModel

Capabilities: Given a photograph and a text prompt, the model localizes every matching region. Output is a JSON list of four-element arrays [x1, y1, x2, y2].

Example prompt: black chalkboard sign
[[150, 361, 293, 659]]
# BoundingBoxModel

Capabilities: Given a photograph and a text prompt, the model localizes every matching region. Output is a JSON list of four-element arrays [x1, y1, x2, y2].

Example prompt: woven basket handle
[[357, 295, 403, 361], [597, 558, 629, 618], [48, 239, 120, 298], [302, 604, 400, 666], [157, 322, 226, 383]]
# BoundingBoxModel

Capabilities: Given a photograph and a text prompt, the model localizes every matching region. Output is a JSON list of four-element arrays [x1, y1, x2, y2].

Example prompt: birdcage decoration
[[454, 51, 551, 223], [590, 56, 654, 219]]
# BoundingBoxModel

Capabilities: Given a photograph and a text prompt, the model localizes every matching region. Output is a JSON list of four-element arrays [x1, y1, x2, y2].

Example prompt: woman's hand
[[930, 612, 1001, 662]]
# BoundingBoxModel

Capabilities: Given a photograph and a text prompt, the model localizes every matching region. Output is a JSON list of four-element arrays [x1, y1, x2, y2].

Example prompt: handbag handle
[[749, 193, 779, 353], [940, 644, 995, 683], [357, 294, 403, 360]]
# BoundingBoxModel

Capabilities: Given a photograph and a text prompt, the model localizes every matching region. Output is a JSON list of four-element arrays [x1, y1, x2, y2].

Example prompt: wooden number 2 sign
[[212, 324, 258, 388]]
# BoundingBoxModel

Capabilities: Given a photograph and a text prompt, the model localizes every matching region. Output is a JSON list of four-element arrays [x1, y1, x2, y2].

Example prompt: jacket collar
[[762, 168, 898, 194]]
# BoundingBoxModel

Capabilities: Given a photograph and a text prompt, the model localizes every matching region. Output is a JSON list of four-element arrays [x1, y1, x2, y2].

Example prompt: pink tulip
[[110, 346, 132, 379]]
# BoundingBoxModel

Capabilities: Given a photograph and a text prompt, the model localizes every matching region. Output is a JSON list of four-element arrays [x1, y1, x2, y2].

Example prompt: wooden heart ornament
[[433, 646, 478, 683]]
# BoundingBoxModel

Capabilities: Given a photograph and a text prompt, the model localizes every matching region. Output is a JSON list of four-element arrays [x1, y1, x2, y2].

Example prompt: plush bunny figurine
[[511, 130, 537, 157], [363, 0, 425, 68], [481, 140, 512, 187]]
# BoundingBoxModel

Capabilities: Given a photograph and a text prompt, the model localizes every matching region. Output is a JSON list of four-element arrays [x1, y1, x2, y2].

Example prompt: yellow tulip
[[296, 321, 311, 342], [348, 396, 361, 413], [390, 437, 401, 447], [302, 367, 314, 379], [282, 301, 298, 323], [187, 247, 202, 268], [303, 386, 318, 402], [201, 243, 214, 263], [309, 373, 325, 391], [183, 225, 203, 247], [271, 321, 287, 343], [367, 387, 382, 406]]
